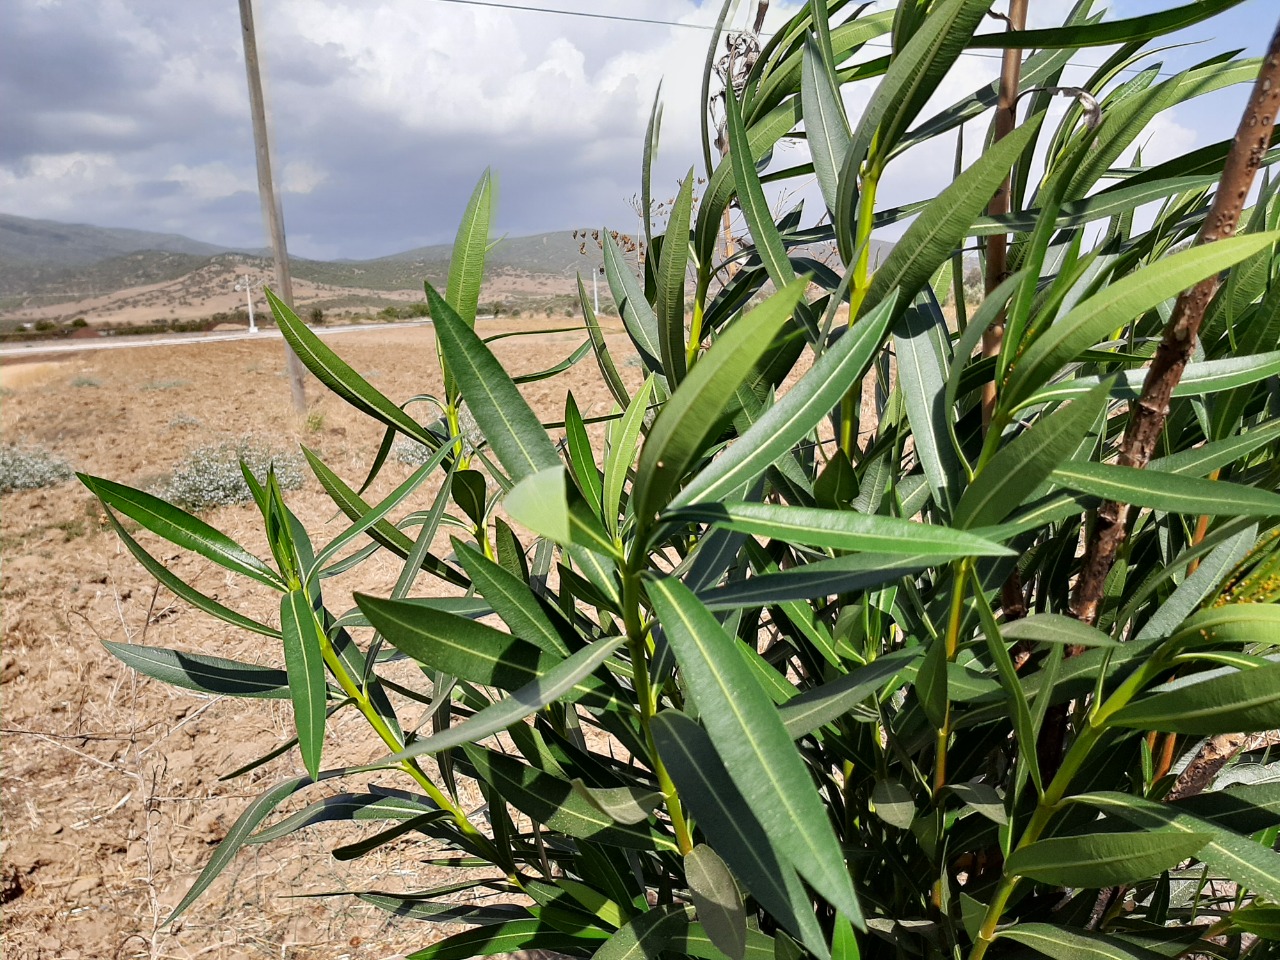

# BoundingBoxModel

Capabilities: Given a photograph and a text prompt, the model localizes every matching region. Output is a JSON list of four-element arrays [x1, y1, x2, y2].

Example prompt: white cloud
[[282, 160, 327, 194], [166, 161, 254, 200]]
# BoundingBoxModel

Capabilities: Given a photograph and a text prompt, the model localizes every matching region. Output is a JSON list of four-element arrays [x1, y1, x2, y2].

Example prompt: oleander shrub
[[82, 3, 1280, 960], [0, 444, 72, 493]]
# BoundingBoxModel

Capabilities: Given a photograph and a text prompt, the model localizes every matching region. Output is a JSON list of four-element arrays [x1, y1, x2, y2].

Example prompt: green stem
[[840, 161, 883, 458], [968, 656, 1168, 959], [623, 559, 694, 856]]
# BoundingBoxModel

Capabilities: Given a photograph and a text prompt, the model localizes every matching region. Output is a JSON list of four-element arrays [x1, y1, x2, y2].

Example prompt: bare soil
[[1, 317, 632, 959]]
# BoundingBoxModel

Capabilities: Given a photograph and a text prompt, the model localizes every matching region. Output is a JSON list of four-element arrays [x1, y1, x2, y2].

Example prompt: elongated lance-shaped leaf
[[1149, 419, 1280, 477], [462, 745, 679, 853], [801, 32, 851, 218], [581, 274, 630, 408], [998, 925, 1174, 960], [1074, 791, 1280, 903], [698, 552, 938, 610], [428, 284, 560, 482], [1005, 831, 1210, 889], [1133, 524, 1257, 641], [671, 293, 896, 510], [603, 231, 663, 371], [843, 0, 993, 214], [445, 169, 492, 329], [779, 648, 920, 739], [641, 82, 663, 264], [859, 116, 1042, 320], [1021, 349, 1280, 411], [684, 845, 746, 960], [954, 380, 1110, 530], [264, 289, 438, 448], [355, 593, 620, 711], [724, 87, 794, 292], [407, 919, 594, 960], [307, 440, 452, 582], [604, 377, 654, 538], [1051, 461, 1280, 517], [380, 636, 625, 764], [634, 278, 807, 525], [969, 0, 1248, 49], [592, 903, 690, 960], [454, 540, 572, 656], [652, 711, 830, 958], [647, 578, 863, 925], [668, 502, 1012, 558], [80, 474, 282, 589], [564, 391, 604, 519], [99, 505, 280, 637], [103, 640, 294, 699], [1105, 660, 1280, 734], [165, 769, 344, 924], [1005, 232, 1280, 409], [280, 590, 328, 779], [1000, 614, 1116, 648], [249, 792, 437, 844], [893, 295, 962, 511], [572, 782, 663, 826], [301, 447, 468, 587], [656, 170, 694, 385]]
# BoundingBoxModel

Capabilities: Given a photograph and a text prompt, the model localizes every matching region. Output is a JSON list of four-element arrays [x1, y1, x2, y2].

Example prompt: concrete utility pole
[[238, 0, 307, 412]]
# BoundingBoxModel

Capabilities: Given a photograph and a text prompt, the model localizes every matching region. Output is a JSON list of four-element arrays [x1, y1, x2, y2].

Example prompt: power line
[[422, 0, 1186, 77]]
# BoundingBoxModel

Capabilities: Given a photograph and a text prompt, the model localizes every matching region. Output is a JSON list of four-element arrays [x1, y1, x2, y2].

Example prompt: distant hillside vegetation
[[0, 213, 234, 267]]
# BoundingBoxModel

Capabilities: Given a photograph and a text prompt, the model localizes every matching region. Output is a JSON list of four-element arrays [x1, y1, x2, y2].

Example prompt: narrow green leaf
[[954, 381, 1110, 529], [166, 771, 340, 924], [1000, 614, 1116, 648], [581, 274, 631, 408], [1051, 461, 1280, 517], [871, 781, 916, 829], [969, 0, 1248, 49], [1076, 791, 1280, 903], [604, 377, 654, 537], [99, 506, 279, 637], [103, 640, 292, 699], [462, 745, 678, 852], [280, 591, 327, 779], [1006, 233, 1280, 408], [915, 638, 949, 729], [893, 297, 962, 509], [725, 88, 795, 293], [428, 285, 560, 481], [947, 782, 1007, 826], [651, 711, 830, 958], [699, 552, 938, 610], [1005, 831, 1209, 888], [249, 792, 436, 843], [657, 171, 694, 385], [801, 33, 851, 217], [506, 466, 571, 545], [407, 919, 590, 960], [593, 903, 690, 960], [779, 649, 920, 739], [1107, 660, 1280, 734], [604, 231, 662, 369], [648, 579, 862, 925], [669, 502, 1013, 558], [80, 474, 282, 589], [445, 169, 492, 328], [454, 540, 571, 656], [998, 924, 1172, 960], [860, 117, 1041, 318], [564, 391, 605, 519], [686, 845, 747, 960], [634, 278, 807, 523], [672, 293, 896, 510], [265, 289, 438, 447], [381, 636, 625, 764], [354, 894, 525, 925], [572, 781, 664, 825]]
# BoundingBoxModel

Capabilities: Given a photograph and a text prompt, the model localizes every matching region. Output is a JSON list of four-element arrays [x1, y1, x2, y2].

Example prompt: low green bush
[[80, 4, 1280, 960], [156, 437, 303, 510], [0, 444, 73, 493]]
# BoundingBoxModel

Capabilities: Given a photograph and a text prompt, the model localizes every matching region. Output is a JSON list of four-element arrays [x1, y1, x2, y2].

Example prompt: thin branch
[[1070, 21, 1280, 627]]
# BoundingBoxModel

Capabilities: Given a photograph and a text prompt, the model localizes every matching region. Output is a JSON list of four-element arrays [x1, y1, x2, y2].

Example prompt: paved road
[[0, 318, 448, 359]]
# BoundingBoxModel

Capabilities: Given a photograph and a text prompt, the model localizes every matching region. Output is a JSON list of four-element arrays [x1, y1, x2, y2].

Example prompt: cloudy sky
[[0, 0, 1272, 260]]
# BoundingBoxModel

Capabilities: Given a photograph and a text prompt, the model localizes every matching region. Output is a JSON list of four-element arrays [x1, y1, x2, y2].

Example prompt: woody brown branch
[[1069, 21, 1280, 629]]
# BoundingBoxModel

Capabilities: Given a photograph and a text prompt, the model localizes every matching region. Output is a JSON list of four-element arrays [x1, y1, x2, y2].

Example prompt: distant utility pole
[[238, 0, 307, 412], [234, 274, 259, 334]]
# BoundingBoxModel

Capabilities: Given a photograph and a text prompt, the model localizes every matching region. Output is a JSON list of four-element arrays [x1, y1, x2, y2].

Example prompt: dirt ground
[[0, 317, 633, 959]]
